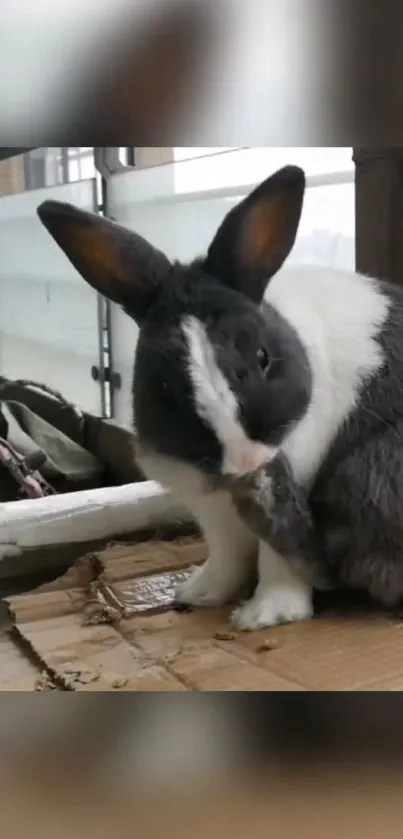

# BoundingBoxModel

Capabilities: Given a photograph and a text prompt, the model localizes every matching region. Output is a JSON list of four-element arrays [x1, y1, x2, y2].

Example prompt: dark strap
[[0, 377, 86, 446], [0, 376, 143, 494], [10, 379, 83, 416]]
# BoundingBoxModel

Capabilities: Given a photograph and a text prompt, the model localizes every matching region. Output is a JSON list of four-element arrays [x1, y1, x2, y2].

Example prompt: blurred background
[[1, 692, 403, 838], [2, 0, 403, 146]]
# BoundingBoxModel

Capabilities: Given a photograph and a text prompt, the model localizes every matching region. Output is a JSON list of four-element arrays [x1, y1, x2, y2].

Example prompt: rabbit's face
[[37, 165, 308, 478], [133, 262, 311, 477]]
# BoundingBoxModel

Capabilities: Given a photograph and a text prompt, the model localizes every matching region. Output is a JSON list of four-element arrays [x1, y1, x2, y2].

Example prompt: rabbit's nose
[[223, 441, 277, 476]]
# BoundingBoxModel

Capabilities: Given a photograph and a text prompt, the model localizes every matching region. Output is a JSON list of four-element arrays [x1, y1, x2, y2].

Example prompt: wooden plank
[[354, 148, 403, 285], [0, 480, 189, 563]]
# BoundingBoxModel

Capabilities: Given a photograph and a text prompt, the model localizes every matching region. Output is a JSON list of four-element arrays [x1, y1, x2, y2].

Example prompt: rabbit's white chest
[[267, 265, 389, 485]]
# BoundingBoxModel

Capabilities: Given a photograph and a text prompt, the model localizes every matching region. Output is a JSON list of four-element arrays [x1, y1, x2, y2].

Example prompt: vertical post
[[95, 148, 175, 423], [60, 148, 70, 184], [353, 148, 403, 285]]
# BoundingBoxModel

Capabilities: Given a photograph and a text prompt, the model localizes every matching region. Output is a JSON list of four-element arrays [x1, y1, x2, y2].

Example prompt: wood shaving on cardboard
[[35, 671, 58, 691], [60, 663, 100, 688], [214, 631, 236, 641], [82, 579, 128, 626]]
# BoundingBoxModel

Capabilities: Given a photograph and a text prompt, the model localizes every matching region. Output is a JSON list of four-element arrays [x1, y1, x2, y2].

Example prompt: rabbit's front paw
[[175, 558, 245, 607], [231, 585, 313, 631]]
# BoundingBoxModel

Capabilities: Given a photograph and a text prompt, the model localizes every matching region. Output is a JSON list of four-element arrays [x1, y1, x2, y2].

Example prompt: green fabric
[[0, 400, 102, 482]]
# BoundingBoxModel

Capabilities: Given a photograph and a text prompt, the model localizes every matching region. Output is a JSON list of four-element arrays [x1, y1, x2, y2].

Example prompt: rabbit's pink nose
[[223, 442, 277, 475]]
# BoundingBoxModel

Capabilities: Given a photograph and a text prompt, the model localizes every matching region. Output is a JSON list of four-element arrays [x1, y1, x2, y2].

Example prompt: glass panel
[[172, 147, 353, 194], [112, 148, 353, 206], [0, 179, 102, 413], [289, 181, 355, 270], [24, 148, 67, 191], [0, 148, 97, 196], [67, 158, 80, 183], [67, 148, 96, 182], [174, 147, 240, 161]]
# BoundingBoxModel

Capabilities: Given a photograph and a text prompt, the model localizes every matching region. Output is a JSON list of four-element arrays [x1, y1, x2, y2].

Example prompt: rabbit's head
[[37, 165, 311, 479]]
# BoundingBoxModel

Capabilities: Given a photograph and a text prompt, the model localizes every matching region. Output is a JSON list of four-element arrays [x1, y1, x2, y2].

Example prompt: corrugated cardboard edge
[[6, 531, 403, 691], [0, 627, 48, 691], [6, 536, 206, 691], [4, 535, 307, 691], [0, 479, 191, 582]]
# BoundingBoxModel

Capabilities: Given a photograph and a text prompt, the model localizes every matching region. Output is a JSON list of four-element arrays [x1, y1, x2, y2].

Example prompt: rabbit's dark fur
[[37, 164, 403, 630], [222, 453, 322, 563]]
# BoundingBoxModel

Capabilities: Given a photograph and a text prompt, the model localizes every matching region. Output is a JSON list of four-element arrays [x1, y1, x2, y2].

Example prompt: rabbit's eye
[[256, 347, 271, 375]]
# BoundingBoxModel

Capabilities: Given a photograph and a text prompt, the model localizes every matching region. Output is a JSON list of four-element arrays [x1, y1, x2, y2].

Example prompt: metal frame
[[94, 147, 177, 175], [92, 158, 126, 418], [127, 148, 135, 167], [93, 148, 141, 418], [117, 168, 355, 210], [60, 148, 70, 184], [93, 148, 128, 179], [90, 175, 112, 419]]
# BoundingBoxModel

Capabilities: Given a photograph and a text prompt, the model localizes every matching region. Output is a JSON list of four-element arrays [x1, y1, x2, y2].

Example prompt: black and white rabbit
[[37, 164, 403, 630]]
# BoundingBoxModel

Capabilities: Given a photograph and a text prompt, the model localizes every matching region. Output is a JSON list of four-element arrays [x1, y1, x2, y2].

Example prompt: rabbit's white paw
[[231, 585, 313, 631]]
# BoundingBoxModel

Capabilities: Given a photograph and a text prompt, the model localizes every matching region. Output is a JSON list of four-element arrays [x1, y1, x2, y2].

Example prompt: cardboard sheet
[[0, 631, 42, 690], [4, 535, 403, 690]]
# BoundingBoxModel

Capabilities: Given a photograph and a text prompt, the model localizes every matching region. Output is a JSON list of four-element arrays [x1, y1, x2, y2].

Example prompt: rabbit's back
[[266, 264, 391, 487], [307, 279, 403, 604]]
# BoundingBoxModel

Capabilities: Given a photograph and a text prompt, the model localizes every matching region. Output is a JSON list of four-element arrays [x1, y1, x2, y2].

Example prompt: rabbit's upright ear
[[37, 202, 171, 323], [204, 165, 305, 303]]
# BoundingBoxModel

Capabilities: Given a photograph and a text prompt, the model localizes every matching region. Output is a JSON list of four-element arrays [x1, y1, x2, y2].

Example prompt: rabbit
[[36, 162, 400, 630]]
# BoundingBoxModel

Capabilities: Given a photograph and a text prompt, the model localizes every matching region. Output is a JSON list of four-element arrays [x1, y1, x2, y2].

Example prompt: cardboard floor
[[3, 535, 403, 690]]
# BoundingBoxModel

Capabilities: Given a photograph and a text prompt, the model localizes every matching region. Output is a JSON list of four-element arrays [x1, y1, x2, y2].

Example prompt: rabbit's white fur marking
[[134, 445, 258, 606], [269, 265, 389, 486], [232, 541, 313, 630], [182, 315, 277, 475], [175, 489, 257, 606]]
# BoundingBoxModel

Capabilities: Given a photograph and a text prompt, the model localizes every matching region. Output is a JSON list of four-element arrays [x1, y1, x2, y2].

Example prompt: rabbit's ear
[[37, 202, 171, 322], [204, 166, 305, 303]]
